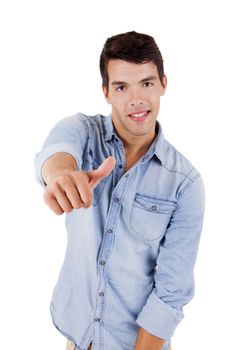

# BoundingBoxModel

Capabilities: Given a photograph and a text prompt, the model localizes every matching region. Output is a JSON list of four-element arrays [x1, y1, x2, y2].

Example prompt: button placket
[[114, 136, 126, 181], [93, 168, 127, 346]]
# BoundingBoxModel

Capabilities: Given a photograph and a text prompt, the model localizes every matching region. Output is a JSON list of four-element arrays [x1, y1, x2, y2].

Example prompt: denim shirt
[[34, 113, 205, 350]]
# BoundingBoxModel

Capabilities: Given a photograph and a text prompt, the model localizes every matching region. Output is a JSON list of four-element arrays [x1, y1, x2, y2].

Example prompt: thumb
[[89, 156, 116, 188]]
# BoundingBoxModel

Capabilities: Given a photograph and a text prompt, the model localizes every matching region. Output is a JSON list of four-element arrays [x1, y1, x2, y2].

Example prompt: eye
[[143, 81, 153, 87], [116, 85, 126, 92]]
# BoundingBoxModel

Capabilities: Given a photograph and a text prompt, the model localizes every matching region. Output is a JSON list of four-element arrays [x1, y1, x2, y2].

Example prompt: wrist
[[41, 152, 77, 185], [134, 327, 165, 350]]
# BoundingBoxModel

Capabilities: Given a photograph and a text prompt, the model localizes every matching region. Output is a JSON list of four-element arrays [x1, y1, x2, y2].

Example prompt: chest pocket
[[129, 194, 176, 241]]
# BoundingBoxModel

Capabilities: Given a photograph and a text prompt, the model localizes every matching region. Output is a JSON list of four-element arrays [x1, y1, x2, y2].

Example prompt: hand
[[43, 156, 116, 215], [134, 327, 165, 350]]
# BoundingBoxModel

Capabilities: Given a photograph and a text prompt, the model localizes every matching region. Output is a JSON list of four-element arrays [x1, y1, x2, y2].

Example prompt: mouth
[[128, 110, 150, 122]]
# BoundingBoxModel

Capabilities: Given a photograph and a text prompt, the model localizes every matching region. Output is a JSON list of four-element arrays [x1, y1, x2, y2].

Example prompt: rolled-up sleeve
[[136, 174, 205, 339], [34, 113, 89, 187]]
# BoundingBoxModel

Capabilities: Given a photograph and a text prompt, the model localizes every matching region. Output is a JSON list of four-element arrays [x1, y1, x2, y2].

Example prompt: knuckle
[[71, 202, 78, 209], [74, 172, 88, 185], [58, 176, 69, 188], [64, 206, 73, 213], [55, 209, 64, 215], [73, 203, 83, 209], [46, 182, 58, 196], [76, 201, 84, 209], [73, 170, 84, 178], [83, 200, 92, 208], [86, 194, 93, 203]]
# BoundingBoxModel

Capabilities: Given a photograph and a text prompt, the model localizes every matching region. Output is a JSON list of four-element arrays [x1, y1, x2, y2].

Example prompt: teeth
[[131, 111, 148, 118]]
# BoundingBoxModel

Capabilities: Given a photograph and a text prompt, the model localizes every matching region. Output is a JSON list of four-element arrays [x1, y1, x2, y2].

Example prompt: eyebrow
[[111, 75, 157, 86]]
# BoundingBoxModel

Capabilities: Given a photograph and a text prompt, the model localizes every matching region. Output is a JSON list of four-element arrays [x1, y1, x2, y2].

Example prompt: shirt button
[[125, 173, 129, 178], [107, 229, 113, 234], [95, 318, 101, 322], [151, 205, 157, 211], [100, 260, 106, 265], [118, 164, 123, 169], [99, 292, 104, 297], [114, 197, 120, 203]]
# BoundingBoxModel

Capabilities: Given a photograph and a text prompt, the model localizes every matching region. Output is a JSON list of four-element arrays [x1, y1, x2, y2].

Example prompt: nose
[[130, 101, 144, 107], [129, 89, 145, 107]]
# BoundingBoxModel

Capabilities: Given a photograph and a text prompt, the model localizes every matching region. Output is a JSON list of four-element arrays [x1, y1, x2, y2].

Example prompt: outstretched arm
[[41, 152, 115, 215]]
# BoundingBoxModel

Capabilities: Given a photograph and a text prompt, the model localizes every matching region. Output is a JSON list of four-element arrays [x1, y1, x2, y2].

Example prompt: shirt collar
[[103, 113, 115, 141], [102, 113, 165, 165]]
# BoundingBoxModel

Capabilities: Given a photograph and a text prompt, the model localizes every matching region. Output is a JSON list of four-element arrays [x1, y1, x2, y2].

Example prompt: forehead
[[107, 59, 159, 83]]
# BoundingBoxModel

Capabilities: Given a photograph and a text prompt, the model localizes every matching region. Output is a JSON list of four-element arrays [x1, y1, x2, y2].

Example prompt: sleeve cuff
[[34, 143, 82, 187], [136, 290, 184, 339]]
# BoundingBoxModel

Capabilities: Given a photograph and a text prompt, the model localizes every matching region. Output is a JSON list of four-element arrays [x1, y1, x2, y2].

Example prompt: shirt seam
[[178, 173, 201, 197], [160, 164, 197, 182]]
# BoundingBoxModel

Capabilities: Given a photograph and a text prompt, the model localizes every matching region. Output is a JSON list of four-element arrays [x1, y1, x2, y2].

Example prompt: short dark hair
[[99, 31, 165, 91]]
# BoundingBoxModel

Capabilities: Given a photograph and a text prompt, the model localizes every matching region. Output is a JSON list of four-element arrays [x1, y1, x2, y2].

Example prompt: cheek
[[150, 94, 161, 107], [149, 89, 159, 98], [112, 94, 128, 108]]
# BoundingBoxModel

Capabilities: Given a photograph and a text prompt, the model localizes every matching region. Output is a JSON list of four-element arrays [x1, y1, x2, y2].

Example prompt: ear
[[160, 75, 167, 96], [102, 85, 112, 104]]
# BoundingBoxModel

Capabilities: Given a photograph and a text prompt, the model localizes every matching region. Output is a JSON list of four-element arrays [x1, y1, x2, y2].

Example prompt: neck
[[123, 134, 155, 156], [113, 123, 156, 157]]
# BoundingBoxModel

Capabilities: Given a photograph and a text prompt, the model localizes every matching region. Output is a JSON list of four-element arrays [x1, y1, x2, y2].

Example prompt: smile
[[128, 110, 150, 122]]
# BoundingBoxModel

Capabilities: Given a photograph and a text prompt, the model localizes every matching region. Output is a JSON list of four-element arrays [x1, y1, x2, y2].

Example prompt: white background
[[0, 0, 232, 349]]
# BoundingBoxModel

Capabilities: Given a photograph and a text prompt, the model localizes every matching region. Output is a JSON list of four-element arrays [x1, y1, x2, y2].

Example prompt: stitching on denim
[[160, 164, 198, 182], [179, 174, 201, 198]]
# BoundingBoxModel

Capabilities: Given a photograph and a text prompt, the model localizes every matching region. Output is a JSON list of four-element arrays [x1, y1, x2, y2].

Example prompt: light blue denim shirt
[[34, 113, 205, 350]]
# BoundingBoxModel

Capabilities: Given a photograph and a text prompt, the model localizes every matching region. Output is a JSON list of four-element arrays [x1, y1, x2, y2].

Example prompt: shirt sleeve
[[34, 113, 89, 187], [136, 174, 206, 339]]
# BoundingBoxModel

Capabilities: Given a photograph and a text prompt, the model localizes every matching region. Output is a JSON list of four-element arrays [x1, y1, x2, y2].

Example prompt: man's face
[[102, 59, 167, 143]]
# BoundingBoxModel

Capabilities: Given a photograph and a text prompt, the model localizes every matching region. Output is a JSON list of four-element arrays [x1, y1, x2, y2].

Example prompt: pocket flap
[[134, 194, 176, 214]]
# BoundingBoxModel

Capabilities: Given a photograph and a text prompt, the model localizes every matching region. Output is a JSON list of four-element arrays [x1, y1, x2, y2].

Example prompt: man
[[34, 31, 205, 350]]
